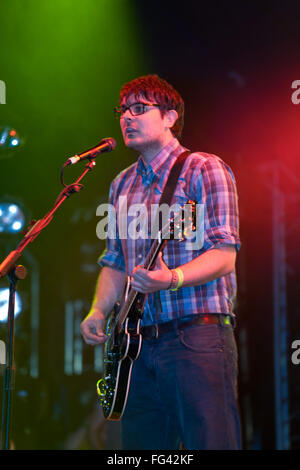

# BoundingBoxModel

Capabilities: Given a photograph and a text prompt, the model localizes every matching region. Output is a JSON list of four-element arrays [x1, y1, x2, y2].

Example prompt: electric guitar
[[96, 203, 195, 420]]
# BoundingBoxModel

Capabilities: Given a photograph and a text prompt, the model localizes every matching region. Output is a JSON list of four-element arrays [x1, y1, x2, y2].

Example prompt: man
[[80, 74, 241, 450]]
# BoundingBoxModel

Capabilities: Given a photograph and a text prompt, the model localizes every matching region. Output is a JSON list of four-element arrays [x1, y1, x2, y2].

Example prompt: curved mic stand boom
[[0, 158, 98, 450]]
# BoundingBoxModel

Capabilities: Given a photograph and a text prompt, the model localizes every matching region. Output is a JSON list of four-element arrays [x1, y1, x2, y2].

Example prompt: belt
[[141, 314, 232, 340]]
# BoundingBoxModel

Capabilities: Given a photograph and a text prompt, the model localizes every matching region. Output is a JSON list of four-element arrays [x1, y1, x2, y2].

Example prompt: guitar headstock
[[161, 200, 196, 241]]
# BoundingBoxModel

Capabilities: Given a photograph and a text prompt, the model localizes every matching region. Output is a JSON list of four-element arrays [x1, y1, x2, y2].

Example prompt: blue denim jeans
[[121, 320, 241, 450]]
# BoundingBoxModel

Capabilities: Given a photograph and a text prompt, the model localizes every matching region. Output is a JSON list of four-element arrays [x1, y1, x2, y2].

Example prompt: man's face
[[119, 94, 171, 154]]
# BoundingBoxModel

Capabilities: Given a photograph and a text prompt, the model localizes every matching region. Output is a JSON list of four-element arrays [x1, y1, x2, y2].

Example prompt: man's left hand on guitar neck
[[131, 252, 172, 294]]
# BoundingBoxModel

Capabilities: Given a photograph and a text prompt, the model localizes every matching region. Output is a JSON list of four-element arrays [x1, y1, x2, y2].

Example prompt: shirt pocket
[[153, 178, 189, 204]]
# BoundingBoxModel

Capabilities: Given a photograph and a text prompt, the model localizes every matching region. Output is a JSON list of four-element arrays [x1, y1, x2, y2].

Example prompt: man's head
[[115, 75, 184, 160], [119, 74, 184, 139]]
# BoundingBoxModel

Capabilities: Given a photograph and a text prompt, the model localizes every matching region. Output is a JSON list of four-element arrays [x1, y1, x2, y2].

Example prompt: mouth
[[125, 127, 138, 136]]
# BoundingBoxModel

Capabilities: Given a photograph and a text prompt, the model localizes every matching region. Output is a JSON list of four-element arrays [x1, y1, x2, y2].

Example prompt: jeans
[[121, 320, 241, 450]]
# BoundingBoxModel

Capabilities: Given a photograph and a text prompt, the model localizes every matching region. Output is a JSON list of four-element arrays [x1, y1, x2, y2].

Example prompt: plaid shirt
[[98, 137, 241, 326]]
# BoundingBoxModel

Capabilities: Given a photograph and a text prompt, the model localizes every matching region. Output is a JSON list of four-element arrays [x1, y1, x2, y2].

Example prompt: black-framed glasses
[[113, 102, 161, 118]]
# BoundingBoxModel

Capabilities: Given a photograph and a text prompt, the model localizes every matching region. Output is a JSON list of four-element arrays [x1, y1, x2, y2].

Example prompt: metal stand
[[1, 265, 26, 450], [0, 159, 97, 449]]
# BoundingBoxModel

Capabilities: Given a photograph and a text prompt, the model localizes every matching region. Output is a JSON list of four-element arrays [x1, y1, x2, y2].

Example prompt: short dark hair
[[119, 74, 184, 140]]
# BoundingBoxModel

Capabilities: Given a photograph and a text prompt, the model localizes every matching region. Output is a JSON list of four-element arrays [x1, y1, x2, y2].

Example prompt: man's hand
[[80, 266, 126, 346], [131, 252, 172, 294], [80, 309, 108, 345]]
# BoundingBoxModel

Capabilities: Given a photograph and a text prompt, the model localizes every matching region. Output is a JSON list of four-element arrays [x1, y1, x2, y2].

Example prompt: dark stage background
[[0, 0, 300, 450]]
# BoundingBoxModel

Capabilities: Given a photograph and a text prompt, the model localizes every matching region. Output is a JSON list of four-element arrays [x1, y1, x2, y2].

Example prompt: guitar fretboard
[[116, 235, 166, 330]]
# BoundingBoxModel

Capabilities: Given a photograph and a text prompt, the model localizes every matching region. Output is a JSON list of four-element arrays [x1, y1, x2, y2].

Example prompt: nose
[[121, 110, 132, 122]]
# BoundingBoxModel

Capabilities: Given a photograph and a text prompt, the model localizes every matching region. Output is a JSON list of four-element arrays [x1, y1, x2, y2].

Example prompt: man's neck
[[140, 134, 174, 166]]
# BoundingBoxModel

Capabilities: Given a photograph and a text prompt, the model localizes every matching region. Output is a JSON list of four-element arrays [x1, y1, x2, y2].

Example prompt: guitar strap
[[158, 150, 191, 206], [148, 149, 192, 319], [155, 149, 191, 233]]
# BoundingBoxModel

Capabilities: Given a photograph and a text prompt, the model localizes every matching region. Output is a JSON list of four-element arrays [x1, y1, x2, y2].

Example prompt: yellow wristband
[[170, 268, 184, 291]]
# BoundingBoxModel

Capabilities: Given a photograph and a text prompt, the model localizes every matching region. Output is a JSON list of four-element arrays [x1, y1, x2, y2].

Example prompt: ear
[[164, 109, 178, 129]]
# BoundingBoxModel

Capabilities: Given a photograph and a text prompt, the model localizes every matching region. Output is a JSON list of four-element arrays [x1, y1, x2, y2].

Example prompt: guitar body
[[97, 296, 144, 420]]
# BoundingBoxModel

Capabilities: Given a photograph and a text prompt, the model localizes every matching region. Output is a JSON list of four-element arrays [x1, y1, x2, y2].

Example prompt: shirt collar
[[136, 137, 181, 181]]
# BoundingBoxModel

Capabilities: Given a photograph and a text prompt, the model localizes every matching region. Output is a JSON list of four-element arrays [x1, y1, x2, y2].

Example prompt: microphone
[[65, 137, 116, 166]]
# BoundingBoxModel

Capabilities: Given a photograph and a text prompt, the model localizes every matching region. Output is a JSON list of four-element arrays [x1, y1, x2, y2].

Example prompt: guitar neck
[[117, 236, 167, 329]]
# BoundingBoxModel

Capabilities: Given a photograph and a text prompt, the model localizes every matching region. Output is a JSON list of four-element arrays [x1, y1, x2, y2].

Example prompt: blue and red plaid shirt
[[98, 137, 241, 326]]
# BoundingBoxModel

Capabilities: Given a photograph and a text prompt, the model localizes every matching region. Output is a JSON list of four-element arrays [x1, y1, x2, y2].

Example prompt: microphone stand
[[0, 159, 97, 450]]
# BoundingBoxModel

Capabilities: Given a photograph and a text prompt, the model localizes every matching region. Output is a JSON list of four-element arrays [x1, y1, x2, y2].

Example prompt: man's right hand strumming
[[80, 266, 126, 345], [80, 308, 108, 345]]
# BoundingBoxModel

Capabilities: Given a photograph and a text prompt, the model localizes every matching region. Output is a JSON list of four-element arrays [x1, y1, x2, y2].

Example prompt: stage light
[[0, 126, 23, 151], [0, 202, 25, 233], [9, 204, 18, 214], [12, 221, 22, 231], [0, 287, 22, 322]]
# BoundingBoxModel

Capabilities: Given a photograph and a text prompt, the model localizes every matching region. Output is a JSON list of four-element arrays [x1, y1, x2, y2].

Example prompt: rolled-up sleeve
[[98, 182, 126, 272], [196, 156, 241, 252]]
